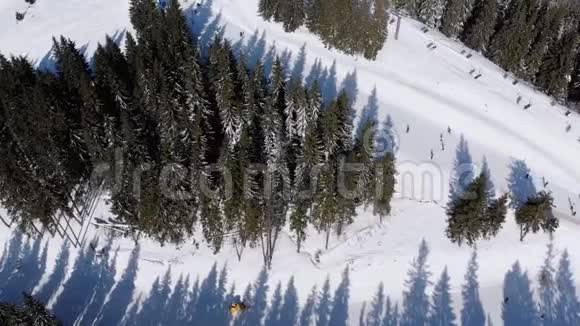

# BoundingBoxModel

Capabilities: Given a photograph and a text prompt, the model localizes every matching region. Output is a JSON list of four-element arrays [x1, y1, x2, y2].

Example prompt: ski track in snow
[[2, 0, 580, 325]]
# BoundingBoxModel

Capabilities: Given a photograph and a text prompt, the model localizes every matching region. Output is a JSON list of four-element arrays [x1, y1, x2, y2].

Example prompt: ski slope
[[2, 0, 580, 325]]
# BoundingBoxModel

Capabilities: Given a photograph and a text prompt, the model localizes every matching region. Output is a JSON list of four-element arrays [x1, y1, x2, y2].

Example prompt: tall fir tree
[[536, 26, 579, 98], [515, 190, 558, 241], [523, 3, 565, 81], [461, 0, 497, 51], [279, 0, 305, 32], [441, 0, 467, 37], [488, 0, 538, 75], [258, 0, 279, 21]]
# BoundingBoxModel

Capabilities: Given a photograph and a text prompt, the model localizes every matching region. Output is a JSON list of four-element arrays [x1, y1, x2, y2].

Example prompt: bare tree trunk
[[234, 237, 245, 261], [296, 236, 301, 253], [325, 224, 331, 250]]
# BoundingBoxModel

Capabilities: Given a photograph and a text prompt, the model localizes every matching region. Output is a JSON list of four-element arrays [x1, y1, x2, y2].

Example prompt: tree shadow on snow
[[5, 232, 580, 326], [355, 87, 379, 140], [507, 159, 537, 209]]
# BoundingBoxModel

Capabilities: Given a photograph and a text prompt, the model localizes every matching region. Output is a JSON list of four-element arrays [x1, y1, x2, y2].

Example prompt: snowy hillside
[[2, 0, 580, 325]]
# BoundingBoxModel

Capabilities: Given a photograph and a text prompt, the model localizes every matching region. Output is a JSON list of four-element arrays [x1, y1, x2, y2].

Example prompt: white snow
[[1, 0, 580, 325]]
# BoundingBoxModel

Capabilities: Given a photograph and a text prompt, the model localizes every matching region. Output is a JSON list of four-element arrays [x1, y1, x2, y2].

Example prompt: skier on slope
[[229, 295, 249, 316]]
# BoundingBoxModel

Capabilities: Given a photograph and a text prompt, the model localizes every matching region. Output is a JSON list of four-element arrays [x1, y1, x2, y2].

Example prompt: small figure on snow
[[16, 11, 25, 22], [430, 149, 434, 160], [229, 295, 249, 316], [406, 124, 410, 133], [447, 126, 451, 134], [542, 177, 549, 188]]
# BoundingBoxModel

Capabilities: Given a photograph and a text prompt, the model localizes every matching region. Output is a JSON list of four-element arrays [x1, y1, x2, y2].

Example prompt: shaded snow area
[[2, 0, 580, 325]]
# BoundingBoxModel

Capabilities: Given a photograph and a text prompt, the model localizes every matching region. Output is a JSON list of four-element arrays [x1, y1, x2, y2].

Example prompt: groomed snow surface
[[2, 0, 580, 325]]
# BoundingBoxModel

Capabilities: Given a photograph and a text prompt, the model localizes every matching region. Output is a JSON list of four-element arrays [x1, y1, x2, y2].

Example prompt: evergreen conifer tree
[[488, 0, 538, 75], [461, 0, 497, 51], [536, 27, 579, 98], [259, 0, 279, 21], [279, 0, 305, 32], [515, 190, 558, 241], [441, 0, 467, 37]]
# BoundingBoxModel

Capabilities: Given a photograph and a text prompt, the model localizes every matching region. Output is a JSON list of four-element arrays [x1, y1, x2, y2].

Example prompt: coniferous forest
[[258, 0, 390, 60], [0, 0, 397, 267], [262, 0, 580, 104]]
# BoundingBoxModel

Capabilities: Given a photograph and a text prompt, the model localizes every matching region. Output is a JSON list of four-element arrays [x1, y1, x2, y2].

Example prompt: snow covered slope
[[2, 0, 580, 325]]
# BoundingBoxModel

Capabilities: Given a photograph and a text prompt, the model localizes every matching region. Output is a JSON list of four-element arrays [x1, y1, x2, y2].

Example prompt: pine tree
[[446, 173, 487, 246], [461, 0, 497, 51], [366, 0, 389, 60], [536, 27, 579, 98], [480, 157, 495, 200], [441, 0, 467, 37], [373, 152, 396, 222], [261, 57, 290, 268], [484, 194, 508, 238], [259, 0, 278, 21], [449, 135, 474, 202], [428, 267, 457, 326], [353, 120, 377, 208], [418, 0, 443, 27], [515, 190, 558, 241], [279, 0, 305, 32], [0, 293, 61, 326], [305, 0, 324, 34], [568, 50, 580, 104], [447, 170, 508, 245], [312, 159, 340, 250], [290, 200, 309, 252], [210, 38, 242, 149], [488, 0, 537, 75], [523, 3, 565, 81]]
